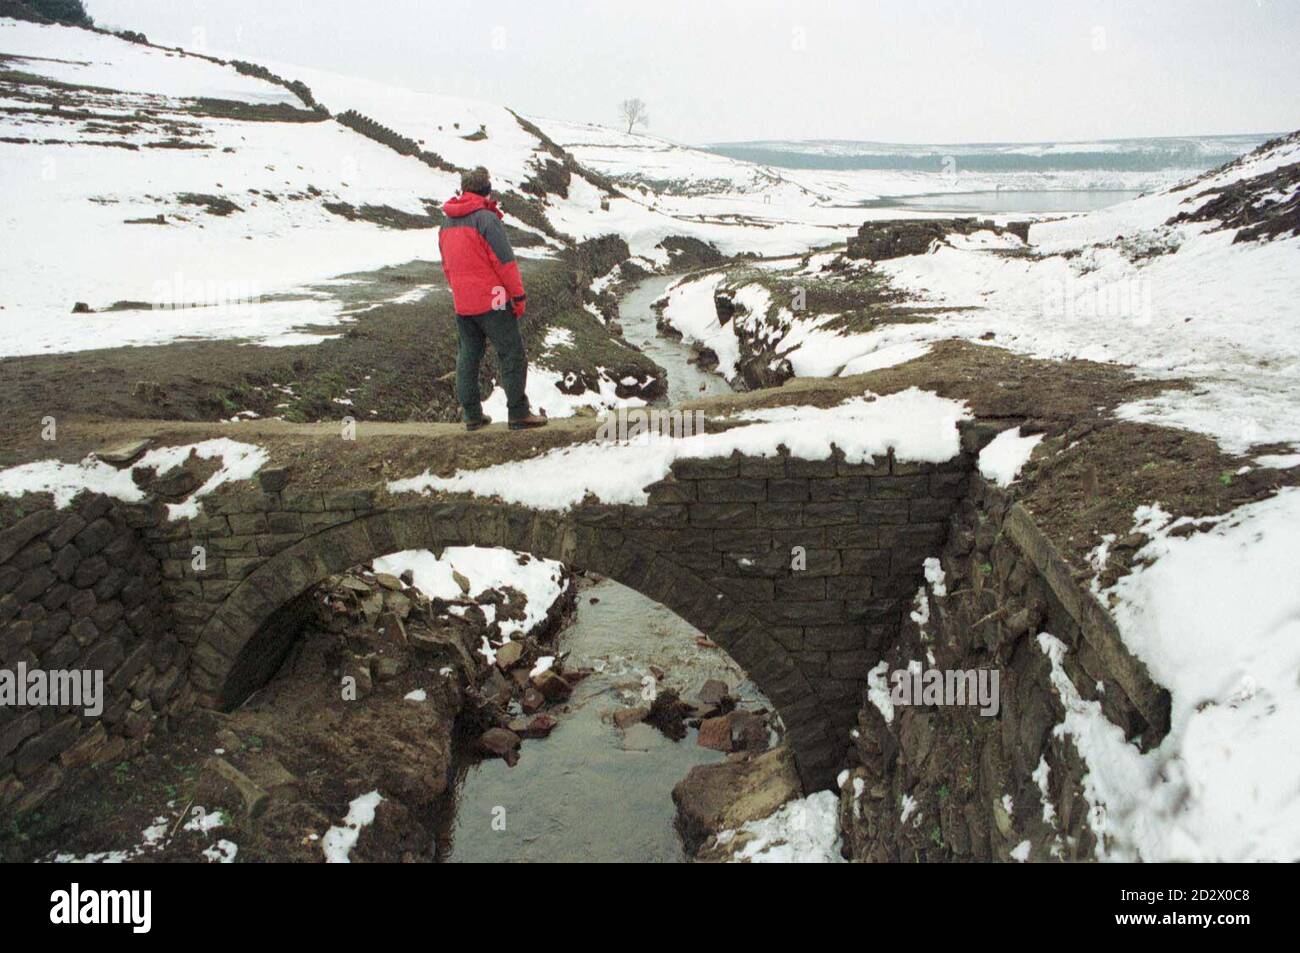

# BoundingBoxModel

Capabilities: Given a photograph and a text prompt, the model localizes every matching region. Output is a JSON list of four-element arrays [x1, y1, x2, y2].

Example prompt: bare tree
[[618, 98, 649, 135]]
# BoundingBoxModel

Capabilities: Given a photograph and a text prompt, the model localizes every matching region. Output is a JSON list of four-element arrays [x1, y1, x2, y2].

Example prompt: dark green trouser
[[455, 309, 529, 422]]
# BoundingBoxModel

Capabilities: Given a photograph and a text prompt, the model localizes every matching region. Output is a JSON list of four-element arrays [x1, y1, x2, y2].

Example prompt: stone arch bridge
[[147, 434, 981, 790]]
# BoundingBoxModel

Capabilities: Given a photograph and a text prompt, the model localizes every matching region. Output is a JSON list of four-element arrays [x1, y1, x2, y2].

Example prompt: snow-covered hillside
[[0, 19, 928, 359], [0, 20, 462, 353], [264, 62, 874, 261], [536, 117, 1211, 217]]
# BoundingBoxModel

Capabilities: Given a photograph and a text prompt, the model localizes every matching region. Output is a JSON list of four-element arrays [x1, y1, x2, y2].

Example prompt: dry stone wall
[[838, 467, 1171, 861], [0, 493, 181, 815]]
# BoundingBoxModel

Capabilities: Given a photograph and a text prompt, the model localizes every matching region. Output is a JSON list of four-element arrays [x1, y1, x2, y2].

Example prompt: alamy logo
[[0, 663, 103, 717], [890, 667, 1000, 716], [595, 408, 707, 443], [49, 883, 151, 933]]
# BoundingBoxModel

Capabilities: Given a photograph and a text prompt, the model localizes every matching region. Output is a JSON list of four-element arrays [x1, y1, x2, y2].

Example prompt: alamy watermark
[[0, 663, 103, 716], [150, 272, 262, 313], [50, 883, 151, 933], [1042, 274, 1152, 325], [889, 666, 1000, 716], [595, 407, 708, 443]]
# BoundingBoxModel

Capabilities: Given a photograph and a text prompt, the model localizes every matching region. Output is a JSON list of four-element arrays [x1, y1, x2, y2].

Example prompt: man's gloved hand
[[511, 294, 527, 318]]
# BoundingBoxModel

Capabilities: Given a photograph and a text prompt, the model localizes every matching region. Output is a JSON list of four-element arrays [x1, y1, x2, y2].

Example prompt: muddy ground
[[0, 247, 660, 463]]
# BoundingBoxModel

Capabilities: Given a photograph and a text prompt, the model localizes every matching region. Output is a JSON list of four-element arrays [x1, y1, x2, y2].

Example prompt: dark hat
[[461, 166, 492, 195]]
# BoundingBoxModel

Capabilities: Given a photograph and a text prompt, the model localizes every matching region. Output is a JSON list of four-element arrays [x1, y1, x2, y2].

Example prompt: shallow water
[[617, 275, 735, 405], [869, 189, 1141, 215], [438, 576, 768, 863]]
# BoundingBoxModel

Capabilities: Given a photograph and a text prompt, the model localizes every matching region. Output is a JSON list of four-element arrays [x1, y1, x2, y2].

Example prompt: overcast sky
[[87, 0, 1299, 145]]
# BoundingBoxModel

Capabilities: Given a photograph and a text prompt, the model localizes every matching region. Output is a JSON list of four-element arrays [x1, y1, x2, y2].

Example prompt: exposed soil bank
[[0, 560, 573, 862], [0, 245, 659, 460]]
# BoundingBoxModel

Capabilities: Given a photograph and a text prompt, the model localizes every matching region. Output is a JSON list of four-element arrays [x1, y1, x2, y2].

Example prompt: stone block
[[869, 475, 931, 498], [809, 477, 870, 502], [767, 478, 810, 502], [689, 502, 755, 528], [671, 456, 739, 480], [803, 502, 859, 526], [698, 479, 766, 503]]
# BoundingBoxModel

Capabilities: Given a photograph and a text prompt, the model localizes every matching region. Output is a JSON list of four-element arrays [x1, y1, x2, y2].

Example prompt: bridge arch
[[192, 499, 840, 788]]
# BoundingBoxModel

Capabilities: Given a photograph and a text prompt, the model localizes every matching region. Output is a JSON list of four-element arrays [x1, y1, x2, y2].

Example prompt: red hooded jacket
[[438, 192, 526, 316]]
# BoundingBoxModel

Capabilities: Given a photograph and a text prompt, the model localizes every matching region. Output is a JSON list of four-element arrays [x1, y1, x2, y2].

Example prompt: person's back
[[438, 166, 547, 431]]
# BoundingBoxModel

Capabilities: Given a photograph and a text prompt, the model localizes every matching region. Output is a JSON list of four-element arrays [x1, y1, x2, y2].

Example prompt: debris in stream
[[645, 688, 693, 741]]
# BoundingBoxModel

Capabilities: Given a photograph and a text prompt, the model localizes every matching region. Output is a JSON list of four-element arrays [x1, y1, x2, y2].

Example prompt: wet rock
[[613, 706, 648, 729], [697, 679, 730, 708], [729, 710, 769, 752], [374, 572, 404, 592], [697, 715, 733, 752], [483, 668, 513, 704], [451, 570, 472, 595], [532, 668, 572, 702], [479, 727, 521, 765], [521, 688, 545, 713], [519, 714, 557, 739], [672, 745, 803, 854], [495, 640, 524, 670]]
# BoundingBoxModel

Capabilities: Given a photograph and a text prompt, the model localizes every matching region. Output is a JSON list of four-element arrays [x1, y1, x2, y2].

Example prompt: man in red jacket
[[439, 166, 547, 430]]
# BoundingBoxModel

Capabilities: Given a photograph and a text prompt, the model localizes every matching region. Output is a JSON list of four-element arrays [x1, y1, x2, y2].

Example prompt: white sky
[[86, 0, 1300, 145]]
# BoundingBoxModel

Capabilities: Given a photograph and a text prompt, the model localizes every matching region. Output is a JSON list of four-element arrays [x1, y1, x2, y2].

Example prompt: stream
[[438, 576, 767, 862], [615, 274, 735, 405]]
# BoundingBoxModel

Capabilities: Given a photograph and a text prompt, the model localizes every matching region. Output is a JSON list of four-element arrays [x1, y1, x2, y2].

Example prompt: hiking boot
[[465, 414, 492, 432], [508, 411, 548, 431]]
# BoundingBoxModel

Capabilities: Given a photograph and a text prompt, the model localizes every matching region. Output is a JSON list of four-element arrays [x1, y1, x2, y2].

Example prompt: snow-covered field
[[874, 136, 1300, 456]]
